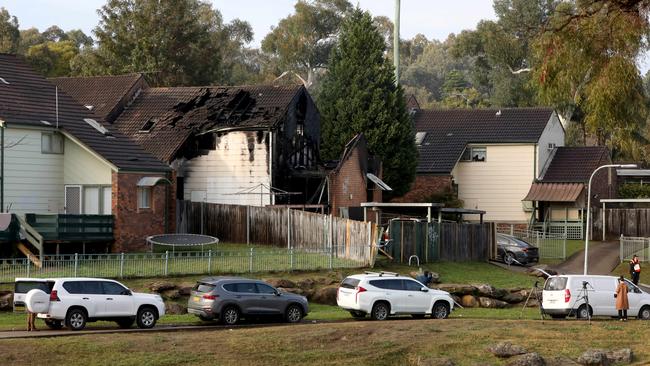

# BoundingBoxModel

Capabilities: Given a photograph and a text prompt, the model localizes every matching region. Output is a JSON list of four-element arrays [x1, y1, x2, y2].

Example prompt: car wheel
[[220, 306, 240, 325], [44, 319, 63, 330], [432, 302, 450, 319], [136, 307, 157, 329], [285, 304, 303, 323], [639, 306, 650, 320], [65, 308, 87, 331], [371, 302, 389, 321], [504, 252, 515, 265], [576, 305, 591, 319], [411, 314, 426, 319], [116, 318, 134, 329], [350, 311, 366, 319]]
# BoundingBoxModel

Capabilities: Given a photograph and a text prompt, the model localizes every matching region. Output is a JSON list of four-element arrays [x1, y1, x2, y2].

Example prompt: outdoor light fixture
[[583, 163, 638, 275]]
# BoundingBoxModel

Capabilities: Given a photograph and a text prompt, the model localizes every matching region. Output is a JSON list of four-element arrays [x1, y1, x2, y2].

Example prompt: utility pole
[[0, 119, 4, 213], [394, 0, 400, 86]]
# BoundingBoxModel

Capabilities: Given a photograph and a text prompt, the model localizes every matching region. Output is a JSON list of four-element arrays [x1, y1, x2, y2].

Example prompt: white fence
[[619, 236, 649, 262], [0, 246, 367, 283], [497, 227, 567, 259]]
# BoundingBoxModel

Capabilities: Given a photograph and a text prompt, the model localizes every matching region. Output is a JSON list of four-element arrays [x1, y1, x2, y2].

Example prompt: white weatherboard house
[[400, 108, 565, 223], [0, 54, 172, 253]]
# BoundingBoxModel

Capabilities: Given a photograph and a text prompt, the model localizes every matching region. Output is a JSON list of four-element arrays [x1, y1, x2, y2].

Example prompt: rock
[[475, 284, 496, 297], [479, 297, 509, 309], [506, 353, 546, 366], [578, 349, 610, 366], [416, 357, 456, 366], [161, 289, 181, 300], [264, 279, 297, 289], [296, 278, 316, 289], [502, 291, 526, 304], [434, 284, 476, 296], [606, 349, 632, 364], [149, 281, 177, 293], [311, 286, 338, 305], [0, 291, 12, 311], [178, 286, 193, 296], [461, 295, 478, 308], [316, 277, 339, 286], [430, 272, 441, 284], [487, 342, 527, 358], [451, 295, 461, 305], [545, 357, 580, 366], [279, 287, 304, 295], [165, 302, 187, 315]]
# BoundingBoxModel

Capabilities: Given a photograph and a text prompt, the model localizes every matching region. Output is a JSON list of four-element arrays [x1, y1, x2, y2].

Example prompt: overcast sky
[[3, 0, 496, 45]]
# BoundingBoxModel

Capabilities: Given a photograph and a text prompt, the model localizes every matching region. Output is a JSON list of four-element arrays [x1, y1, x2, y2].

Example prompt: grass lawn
[[3, 316, 650, 365], [538, 239, 584, 265]]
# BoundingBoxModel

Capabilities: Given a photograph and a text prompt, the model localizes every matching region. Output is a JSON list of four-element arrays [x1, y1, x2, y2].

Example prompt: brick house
[[0, 54, 172, 253]]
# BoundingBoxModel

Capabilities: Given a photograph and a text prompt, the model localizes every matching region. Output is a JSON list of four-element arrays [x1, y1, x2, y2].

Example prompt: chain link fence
[[497, 225, 567, 259], [0, 246, 367, 283], [619, 236, 649, 262]]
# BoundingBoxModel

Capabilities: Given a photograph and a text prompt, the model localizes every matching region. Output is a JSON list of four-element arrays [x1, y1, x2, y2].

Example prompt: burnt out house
[[53, 75, 323, 206]]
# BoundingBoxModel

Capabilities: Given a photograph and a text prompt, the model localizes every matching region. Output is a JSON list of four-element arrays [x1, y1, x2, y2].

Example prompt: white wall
[[452, 144, 536, 222], [536, 113, 565, 178], [1, 127, 64, 214], [182, 131, 271, 206], [63, 138, 113, 185]]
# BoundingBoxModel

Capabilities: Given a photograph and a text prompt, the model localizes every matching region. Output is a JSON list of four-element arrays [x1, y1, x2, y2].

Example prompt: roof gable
[[414, 107, 555, 173], [0, 54, 169, 172]]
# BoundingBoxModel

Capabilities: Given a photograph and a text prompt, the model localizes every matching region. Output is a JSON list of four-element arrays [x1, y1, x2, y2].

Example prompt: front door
[[101, 281, 134, 316], [401, 279, 431, 313], [64, 185, 82, 214], [254, 283, 283, 314]]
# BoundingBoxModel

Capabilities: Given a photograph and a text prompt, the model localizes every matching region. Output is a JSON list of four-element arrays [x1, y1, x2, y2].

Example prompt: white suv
[[336, 272, 455, 320], [18, 277, 165, 330]]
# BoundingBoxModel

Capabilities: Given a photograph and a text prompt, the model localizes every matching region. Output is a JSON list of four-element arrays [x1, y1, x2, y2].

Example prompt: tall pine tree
[[319, 9, 416, 196]]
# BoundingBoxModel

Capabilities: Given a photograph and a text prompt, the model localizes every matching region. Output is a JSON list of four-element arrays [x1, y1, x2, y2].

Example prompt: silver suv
[[187, 277, 309, 325]]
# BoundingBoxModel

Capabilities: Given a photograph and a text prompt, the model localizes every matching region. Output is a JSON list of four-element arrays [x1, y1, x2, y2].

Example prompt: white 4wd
[[20, 277, 165, 330], [336, 272, 455, 320]]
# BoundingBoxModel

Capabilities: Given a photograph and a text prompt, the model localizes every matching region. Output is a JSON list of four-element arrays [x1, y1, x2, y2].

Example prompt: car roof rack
[[364, 271, 399, 277]]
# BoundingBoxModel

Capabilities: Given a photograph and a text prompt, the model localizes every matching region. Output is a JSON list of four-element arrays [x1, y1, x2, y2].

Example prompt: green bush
[[619, 183, 650, 198]]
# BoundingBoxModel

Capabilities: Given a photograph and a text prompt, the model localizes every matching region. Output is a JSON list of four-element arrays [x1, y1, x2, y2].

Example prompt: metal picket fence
[[619, 236, 649, 262], [0, 246, 367, 283], [497, 226, 567, 259]]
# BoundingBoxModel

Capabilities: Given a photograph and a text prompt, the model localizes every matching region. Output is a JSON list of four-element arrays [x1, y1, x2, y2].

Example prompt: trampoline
[[147, 234, 219, 252]]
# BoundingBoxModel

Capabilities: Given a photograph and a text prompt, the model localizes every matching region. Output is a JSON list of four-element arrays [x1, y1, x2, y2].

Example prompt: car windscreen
[[193, 283, 216, 293], [15, 281, 53, 294], [544, 277, 568, 291], [340, 278, 360, 289]]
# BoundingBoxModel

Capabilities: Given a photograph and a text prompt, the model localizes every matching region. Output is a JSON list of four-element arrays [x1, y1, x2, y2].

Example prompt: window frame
[[460, 146, 487, 162], [138, 187, 152, 209], [41, 132, 64, 154]]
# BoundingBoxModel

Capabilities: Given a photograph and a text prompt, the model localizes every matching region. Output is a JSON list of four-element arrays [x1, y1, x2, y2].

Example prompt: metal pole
[[602, 202, 606, 242], [1, 120, 4, 212], [120, 252, 124, 278], [164, 251, 169, 276], [246, 205, 250, 245], [201, 201, 204, 235], [287, 207, 291, 249], [393, 0, 400, 85], [74, 253, 78, 277], [207, 249, 212, 274], [249, 247, 253, 273], [290, 248, 294, 271]]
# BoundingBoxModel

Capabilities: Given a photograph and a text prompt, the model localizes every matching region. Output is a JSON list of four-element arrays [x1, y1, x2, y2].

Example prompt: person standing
[[630, 255, 641, 286], [615, 276, 629, 321], [27, 310, 37, 331], [415, 270, 433, 286]]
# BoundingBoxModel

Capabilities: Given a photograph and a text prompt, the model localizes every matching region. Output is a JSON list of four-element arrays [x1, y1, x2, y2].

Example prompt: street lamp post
[[583, 163, 637, 275], [0, 118, 4, 213]]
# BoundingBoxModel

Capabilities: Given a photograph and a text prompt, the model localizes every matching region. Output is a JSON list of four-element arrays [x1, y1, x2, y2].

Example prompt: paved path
[[548, 240, 620, 275]]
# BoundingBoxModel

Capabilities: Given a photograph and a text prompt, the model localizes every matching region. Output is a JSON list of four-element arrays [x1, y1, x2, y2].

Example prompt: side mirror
[[420, 287, 429, 292], [275, 290, 282, 296], [122, 289, 132, 296]]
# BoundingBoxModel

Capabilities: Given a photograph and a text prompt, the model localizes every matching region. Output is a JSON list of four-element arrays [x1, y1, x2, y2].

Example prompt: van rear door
[[13, 279, 53, 312], [542, 276, 569, 310]]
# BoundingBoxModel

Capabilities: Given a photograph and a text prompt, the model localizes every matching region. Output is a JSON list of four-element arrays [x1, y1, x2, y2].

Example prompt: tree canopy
[[318, 8, 417, 196]]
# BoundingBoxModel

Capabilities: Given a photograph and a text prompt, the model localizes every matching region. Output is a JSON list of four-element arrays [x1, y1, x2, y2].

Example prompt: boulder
[[316, 277, 339, 286], [161, 289, 181, 300], [487, 342, 527, 358], [149, 282, 177, 293], [577, 350, 610, 366], [165, 302, 187, 315], [451, 295, 462, 306], [279, 287, 304, 295], [474, 284, 496, 297], [501, 291, 526, 304], [178, 286, 193, 296], [0, 291, 12, 311], [434, 284, 476, 296], [545, 357, 580, 366], [296, 278, 316, 289], [311, 286, 338, 305], [506, 353, 546, 366], [479, 297, 509, 309], [461, 295, 478, 308], [605, 349, 633, 364], [264, 279, 297, 289], [430, 272, 441, 284]]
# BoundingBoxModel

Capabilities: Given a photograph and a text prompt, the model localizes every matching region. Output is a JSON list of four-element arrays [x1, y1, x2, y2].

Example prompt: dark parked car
[[496, 233, 539, 265], [187, 277, 309, 325]]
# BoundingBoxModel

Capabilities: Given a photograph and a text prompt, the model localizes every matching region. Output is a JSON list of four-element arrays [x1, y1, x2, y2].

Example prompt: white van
[[542, 275, 650, 320]]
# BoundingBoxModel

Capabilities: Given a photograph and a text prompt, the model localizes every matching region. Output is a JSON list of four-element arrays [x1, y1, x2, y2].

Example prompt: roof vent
[[83, 118, 112, 136], [415, 132, 427, 146], [40, 120, 51, 126], [496, 110, 502, 116], [0, 77, 9, 85], [447, 133, 453, 137], [85, 105, 94, 111]]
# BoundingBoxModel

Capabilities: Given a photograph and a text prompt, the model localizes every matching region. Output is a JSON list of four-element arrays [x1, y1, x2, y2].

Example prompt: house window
[[81, 185, 112, 214], [41, 132, 64, 154], [461, 146, 486, 162], [138, 187, 152, 209], [139, 118, 157, 133]]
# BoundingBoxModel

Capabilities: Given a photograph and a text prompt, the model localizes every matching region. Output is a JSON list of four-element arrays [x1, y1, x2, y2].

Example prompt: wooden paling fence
[[176, 201, 377, 265], [591, 208, 650, 240]]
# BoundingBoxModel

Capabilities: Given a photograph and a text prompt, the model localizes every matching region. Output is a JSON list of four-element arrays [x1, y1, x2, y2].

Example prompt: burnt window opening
[[296, 93, 307, 136], [139, 118, 157, 133]]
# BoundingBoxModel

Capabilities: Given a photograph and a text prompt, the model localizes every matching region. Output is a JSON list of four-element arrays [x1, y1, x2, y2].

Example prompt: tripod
[[520, 280, 545, 321], [570, 281, 592, 325]]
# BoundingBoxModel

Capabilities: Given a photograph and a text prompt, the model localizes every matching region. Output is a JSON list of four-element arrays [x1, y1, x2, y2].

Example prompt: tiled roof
[[414, 108, 555, 173], [540, 146, 610, 182], [523, 182, 584, 202], [0, 54, 169, 172], [113, 84, 304, 162], [50, 74, 145, 123]]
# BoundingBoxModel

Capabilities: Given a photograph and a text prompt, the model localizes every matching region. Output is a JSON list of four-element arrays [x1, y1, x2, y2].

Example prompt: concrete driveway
[[548, 240, 620, 275]]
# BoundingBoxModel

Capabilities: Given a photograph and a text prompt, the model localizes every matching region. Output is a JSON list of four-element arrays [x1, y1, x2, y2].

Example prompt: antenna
[[55, 86, 59, 129]]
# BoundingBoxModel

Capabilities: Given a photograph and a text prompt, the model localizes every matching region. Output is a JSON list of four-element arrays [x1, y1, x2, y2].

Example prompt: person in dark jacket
[[615, 276, 629, 321], [416, 271, 433, 286], [630, 255, 641, 286]]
